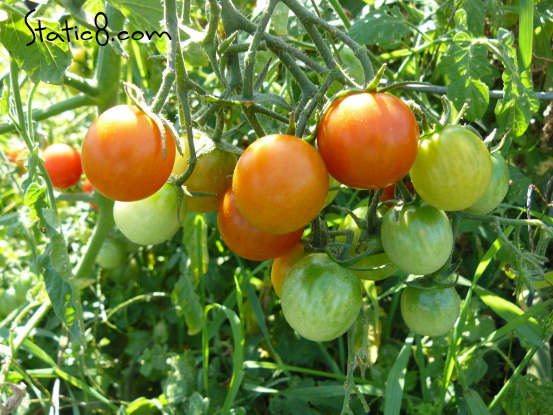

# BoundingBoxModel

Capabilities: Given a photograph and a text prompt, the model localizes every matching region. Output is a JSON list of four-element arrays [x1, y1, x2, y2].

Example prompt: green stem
[[488, 346, 538, 412], [0, 94, 95, 134], [63, 72, 99, 96], [151, 0, 178, 113], [73, 195, 114, 280], [328, 0, 351, 29]]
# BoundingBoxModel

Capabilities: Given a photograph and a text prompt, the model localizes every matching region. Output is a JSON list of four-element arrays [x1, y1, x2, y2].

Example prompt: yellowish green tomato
[[96, 238, 126, 269], [464, 153, 510, 215]]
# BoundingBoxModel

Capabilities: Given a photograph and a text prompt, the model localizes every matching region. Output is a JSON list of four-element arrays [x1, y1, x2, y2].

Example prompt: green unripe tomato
[[410, 125, 492, 211], [14, 272, 34, 303], [464, 153, 510, 215], [107, 258, 140, 285], [96, 238, 126, 269], [280, 253, 362, 342], [0, 287, 19, 317], [381, 201, 453, 275], [114, 183, 185, 245], [400, 286, 461, 336]]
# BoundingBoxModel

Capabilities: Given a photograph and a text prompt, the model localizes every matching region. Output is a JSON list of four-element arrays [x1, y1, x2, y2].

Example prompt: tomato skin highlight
[[113, 183, 184, 245], [43, 143, 82, 189], [280, 253, 362, 342], [381, 201, 453, 275], [410, 125, 492, 211], [317, 92, 419, 189], [172, 133, 237, 213], [232, 134, 328, 234], [217, 188, 304, 261], [82, 105, 176, 202], [400, 286, 461, 337], [464, 153, 510, 215], [271, 243, 305, 297]]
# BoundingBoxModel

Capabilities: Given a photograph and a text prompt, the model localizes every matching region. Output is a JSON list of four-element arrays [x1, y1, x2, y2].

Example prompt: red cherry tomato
[[82, 105, 176, 202], [82, 179, 98, 210], [217, 188, 304, 261], [43, 143, 82, 189], [317, 92, 419, 189]]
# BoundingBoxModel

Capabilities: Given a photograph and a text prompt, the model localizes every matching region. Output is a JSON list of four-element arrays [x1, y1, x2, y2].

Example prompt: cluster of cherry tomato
[[5, 90, 510, 342]]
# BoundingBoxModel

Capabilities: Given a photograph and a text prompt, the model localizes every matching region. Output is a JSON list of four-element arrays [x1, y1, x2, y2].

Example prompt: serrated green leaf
[[462, 0, 486, 35], [0, 11, 71, 84], [494, 29, 539, 136], [348, 11, 410, 45], [439, 32, 492, 120], [163, 352, 197, 404]]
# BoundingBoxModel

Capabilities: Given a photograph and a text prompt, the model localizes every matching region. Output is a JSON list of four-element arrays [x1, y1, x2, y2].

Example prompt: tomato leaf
[[437, 32, 492, 121], [348, 10, 410, 46], [494, 29, 539, 137], [109, 0, 163, 33], [0, 10, 71, 84]]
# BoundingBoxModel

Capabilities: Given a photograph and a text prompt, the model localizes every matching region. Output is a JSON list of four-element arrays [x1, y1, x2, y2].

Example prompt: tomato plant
[[400, 286, 461, 337], [232, 134, 328, 234], [113, 183, 184, 245], [410, 125, 492, 211], [172, 132, 237, 213], [280, 253, 362, 342], [271, 242, 305, 297], [43, 143, 82, 189], [82, 105, 176, 202], [217, 188, 304, 261], [317, 92, 419, 189], [82, 178, 98, 210], [381, 201, 453, 275], [464, 153, 510, 215], [96, 238, 126, 269], [338, 206, 398, 280]]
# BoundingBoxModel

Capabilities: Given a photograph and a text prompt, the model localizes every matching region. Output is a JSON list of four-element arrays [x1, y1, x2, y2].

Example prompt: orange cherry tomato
[[172, 133, 237, 213], [217, 188, 304, 261], [82, 105, 176, 202], [232, 134, 328, 234], [43, 143, 82, 189], [6, 140, 27, 174], [271, 243, 305, 297], [317, 92, 419, 189]]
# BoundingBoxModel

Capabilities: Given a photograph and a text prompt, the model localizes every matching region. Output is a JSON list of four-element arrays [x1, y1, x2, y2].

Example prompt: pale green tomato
[[96, 238, 126, 269], [400, 286, 461, 336], [114, 184, 185, 245], [464, 153, 510, 215]]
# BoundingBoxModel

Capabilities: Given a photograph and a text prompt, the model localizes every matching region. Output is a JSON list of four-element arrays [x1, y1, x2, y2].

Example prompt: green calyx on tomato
[[464, 153, 510, 215], [410, 125, 492, 211], [381, 201, 453, 275], [400, 285, 461, 336], [338, 206, 398, 281], [280, 253, 362, 342], [172, 131, 237, 213], [114, 183, 185, 246]]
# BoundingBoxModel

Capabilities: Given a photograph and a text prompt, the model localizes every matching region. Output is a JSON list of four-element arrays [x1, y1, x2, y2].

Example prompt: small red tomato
[[218, 188, 304, 261], [43, 143, 82, 189], [317, 92, 419, 189]]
